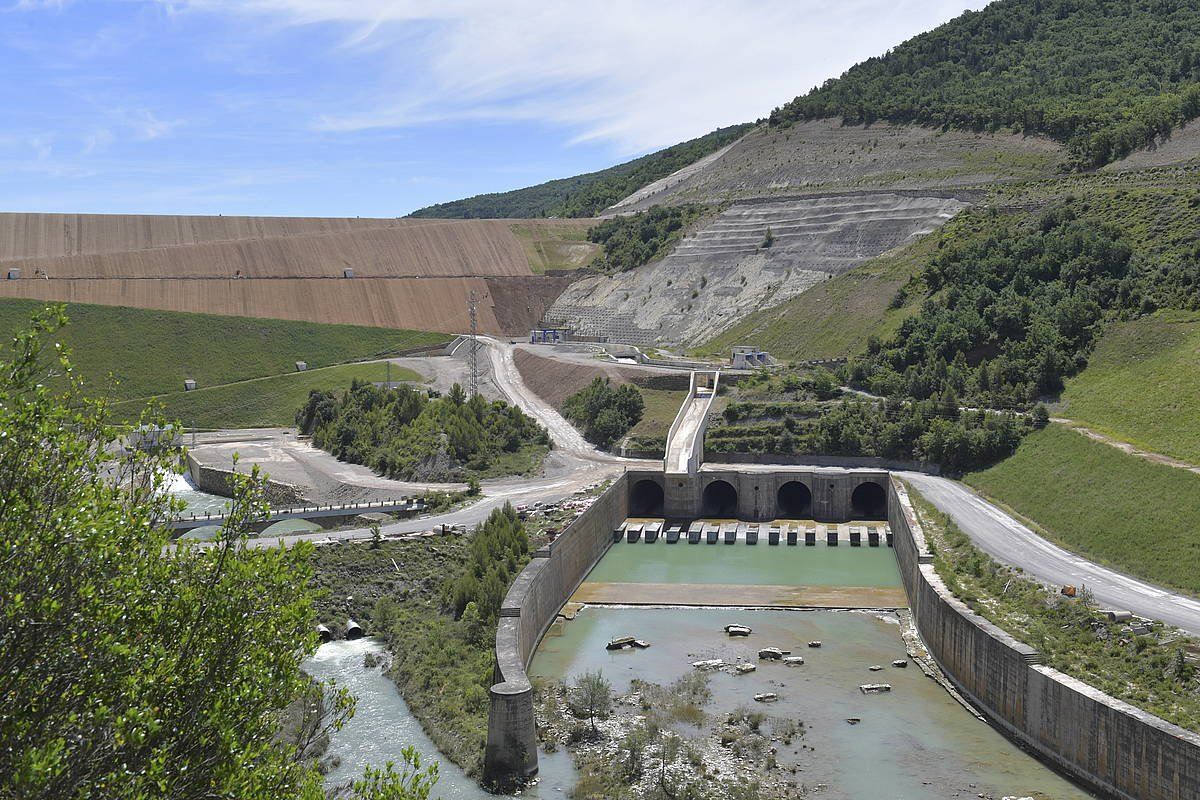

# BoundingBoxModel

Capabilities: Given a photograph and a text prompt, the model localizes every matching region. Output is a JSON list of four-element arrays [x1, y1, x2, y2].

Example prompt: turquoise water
[[585, 539, 903, 588], [531, 607, 1095, 800]]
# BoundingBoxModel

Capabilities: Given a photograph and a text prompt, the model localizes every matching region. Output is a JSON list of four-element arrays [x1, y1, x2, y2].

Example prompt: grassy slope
[[112, 361, 421, 429], [964, 423, 1200, 596], [509, 222, 600, 273], [699, 227, 936, 361], [1060, 310, 1200, 464], [0, 299, 447, 401], [627, 388, 688, 439]]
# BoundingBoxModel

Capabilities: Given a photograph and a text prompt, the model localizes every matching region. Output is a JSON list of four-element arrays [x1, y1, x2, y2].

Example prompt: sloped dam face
[[527, 530, 1096, 799]]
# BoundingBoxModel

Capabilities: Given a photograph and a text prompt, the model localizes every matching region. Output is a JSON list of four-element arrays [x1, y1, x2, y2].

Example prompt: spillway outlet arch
[[776, 480, 812, 518], [701, 479, 738, 518], [630, 479, 665, 517], [850, 482, 887, 520]]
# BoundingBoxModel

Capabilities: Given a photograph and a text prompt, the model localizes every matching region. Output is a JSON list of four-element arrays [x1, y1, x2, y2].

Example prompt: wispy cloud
[[179, 0, 991, 153]]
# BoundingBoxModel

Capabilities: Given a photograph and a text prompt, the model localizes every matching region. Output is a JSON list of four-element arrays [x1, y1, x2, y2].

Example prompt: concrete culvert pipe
[[850, 482, 887, 520], [629, 479, 665, 517], [776, 481, 812, 518], [344, 618, 365, 640], [702, 480, 738, 518], [317, 623, 332, 643]]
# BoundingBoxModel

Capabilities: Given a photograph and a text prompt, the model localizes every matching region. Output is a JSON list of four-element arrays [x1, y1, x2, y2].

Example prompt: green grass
[[1060, 310, 1200, 464], [509, 222, 599, 273], [698, 228, 937, 361], [627, 388, 688, 439], [964, 424, 1200, 596], [0, 299, 448, 402], [113, 362, 422, 429]]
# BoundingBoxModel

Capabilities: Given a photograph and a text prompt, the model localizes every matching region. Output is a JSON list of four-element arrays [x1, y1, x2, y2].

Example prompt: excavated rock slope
[[608, 120, 1060, 213], [547, 193, 965, 347]]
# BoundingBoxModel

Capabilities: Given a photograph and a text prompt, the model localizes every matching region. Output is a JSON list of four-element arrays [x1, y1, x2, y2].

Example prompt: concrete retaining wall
[[890, 478, 1200, 800], [186, 453, 307, 507], [484, 475, 630, 784]]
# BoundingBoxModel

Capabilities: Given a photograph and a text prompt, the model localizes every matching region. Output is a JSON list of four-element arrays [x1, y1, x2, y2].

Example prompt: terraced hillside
[[546, 192, 965, 346], [0, 213, 596, 334], [606, 120, 1060, 213]]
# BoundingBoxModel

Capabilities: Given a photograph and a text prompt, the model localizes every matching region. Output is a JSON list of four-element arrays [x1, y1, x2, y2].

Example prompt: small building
[[295, 361, 308, 372], [183, 378, 197, 391], [343, 268, 355, 278], [530, 328, 564, 344], [731, 345, 775, 369], [6, 268, 20, 280]]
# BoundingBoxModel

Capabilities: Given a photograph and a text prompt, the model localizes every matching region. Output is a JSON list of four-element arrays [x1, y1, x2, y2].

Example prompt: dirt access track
[[0, 213, 593, 334]]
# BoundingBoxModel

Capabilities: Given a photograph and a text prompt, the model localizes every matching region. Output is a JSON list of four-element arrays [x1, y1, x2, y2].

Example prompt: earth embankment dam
[[0, 213, 590, 334]]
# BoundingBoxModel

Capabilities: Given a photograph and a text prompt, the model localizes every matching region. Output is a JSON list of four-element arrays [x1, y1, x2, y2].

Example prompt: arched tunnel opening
[[776, 481, 812, 518], [629, 479, 665, 517], [702, 480, 738, 518], [850, 482, 888, 520]]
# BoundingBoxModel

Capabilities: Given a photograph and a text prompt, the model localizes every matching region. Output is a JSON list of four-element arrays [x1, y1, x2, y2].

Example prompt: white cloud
[[179, 0, 991, 154]]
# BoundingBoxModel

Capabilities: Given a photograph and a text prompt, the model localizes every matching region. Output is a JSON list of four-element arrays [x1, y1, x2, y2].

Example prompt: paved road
[[900, 471, 1200, 636]]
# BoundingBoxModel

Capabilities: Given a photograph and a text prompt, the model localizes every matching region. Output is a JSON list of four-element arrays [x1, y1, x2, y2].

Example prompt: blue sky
[[1, 1, 988, 217]]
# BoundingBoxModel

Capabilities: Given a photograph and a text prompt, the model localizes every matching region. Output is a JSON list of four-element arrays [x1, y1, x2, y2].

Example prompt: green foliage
[[408, 124, 751, 219], [771, 0, 1200, 167], [0, 297, 446, 402], [0, 307, 361, 800], [445, 504, 530, 623], [710, 397, 1030, 473], [587, 204, 705, 272], [299, 381, 550, 481], [568, 671, 613, 735], [847, 202, 1142, 408], [965, 424, 1200, 595], [561, 377, 646, 449], [345, 749, 439, 800], [912, 484, 1200, 731]]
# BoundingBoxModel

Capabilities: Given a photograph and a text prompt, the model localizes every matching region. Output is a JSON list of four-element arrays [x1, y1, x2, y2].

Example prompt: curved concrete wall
[[890, 478, 1200, 800], [484, 475, 630, 783]]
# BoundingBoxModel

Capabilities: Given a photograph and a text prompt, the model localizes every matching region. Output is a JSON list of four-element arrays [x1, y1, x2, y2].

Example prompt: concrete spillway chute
[[664, 370, 720, 476]]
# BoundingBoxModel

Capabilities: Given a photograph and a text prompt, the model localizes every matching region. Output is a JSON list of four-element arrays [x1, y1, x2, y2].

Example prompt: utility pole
[[467, 291, 481, 397]]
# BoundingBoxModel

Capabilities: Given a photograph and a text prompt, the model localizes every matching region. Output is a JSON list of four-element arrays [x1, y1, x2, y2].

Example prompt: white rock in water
[[753, 692, 778, 703], [782, 656, 805, 666], [692, 659, 724, 670], [734, 662, 757, 674]]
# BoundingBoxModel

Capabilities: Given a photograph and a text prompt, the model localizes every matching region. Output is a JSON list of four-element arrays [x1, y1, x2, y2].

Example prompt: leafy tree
[[569, 671, 613, 736], [587, 204, 706, 273], [0, 307, 436, 800], [561, 377, 646, 449]]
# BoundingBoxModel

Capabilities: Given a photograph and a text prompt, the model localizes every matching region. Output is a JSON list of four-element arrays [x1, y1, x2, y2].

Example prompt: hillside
[[407, 124, 752, 219], [0, 299, 446, 402], [547, 192, 965, 347], [1058, 310, 1200, 464], [772, 0, 1200, 168], [0, 214, 596, 334]]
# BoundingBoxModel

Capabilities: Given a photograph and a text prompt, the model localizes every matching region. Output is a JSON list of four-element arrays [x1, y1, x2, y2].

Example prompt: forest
[[407, 125, 748, 219], [845, 202, 1153, 408], [296, 381, 550, 482], [561, 377, 646, 449], [770, 0, 1200, 167], [586, 204, 705, 273]]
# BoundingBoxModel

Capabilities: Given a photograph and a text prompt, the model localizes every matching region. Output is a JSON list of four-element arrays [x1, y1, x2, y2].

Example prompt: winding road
[[236, 338, 1200, 636]]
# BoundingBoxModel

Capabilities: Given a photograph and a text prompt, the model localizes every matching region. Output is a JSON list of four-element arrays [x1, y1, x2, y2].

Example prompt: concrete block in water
[[868, 527, 880, 547], [787, 528, 798, 546], [805, 528, 816, 546], [850, 527, 862, 547], [768, 526, 780, 545], [826, 527, 838, 546]]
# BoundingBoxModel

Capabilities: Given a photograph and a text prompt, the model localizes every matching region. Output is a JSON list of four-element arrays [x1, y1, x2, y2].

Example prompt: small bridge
[[663, 371, 719, 475], [168, 497, 427, 533]]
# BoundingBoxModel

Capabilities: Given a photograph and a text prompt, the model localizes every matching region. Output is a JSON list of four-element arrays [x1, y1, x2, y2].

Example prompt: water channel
[[306, 538, 1096, 799]]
